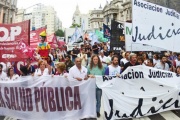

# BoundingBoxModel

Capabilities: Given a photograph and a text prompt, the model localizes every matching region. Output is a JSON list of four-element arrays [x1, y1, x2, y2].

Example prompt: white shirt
[[5, 74, 19, 81], [0, 71, 7, 81], [154, 62, 169, 71], [99, 55, 107, 67], [77, 53, 87, 67], [153, 59, 160, 65], [107, 56, 112, 64], [144, 59, 148, 65], [34, 68, 49, 76], [108, 65, 121, 76], [49, 54, 53, 61], [175, 60, 180, 67], [0, 62, 7, 72], [69, 65, 87, 80], [120, 58, 129, 65]]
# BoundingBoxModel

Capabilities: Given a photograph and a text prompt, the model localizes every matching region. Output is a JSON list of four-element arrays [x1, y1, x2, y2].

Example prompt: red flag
[[19, 39, 35, 58], [47, 33, 58, 48], [0, 20, 30, 62]]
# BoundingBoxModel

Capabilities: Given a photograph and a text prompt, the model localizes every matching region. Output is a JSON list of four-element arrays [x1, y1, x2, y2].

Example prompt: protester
[[147, 59, 154, 67], [106, 51, 114, 65], [137, 56, 144, 65], [77, 49, 88, 67], [68, 57, 88, 81], [64, 55, 74, 72], [0, 62, 7, 72], [71, 45, 80, 62], [20, 66, 29, 76], [154, 55, 170, 71], [142, 53, 149, 65], [47, 56, 55, 74], [99, 50, 108, 67], [34, 60, 52, 76], [120, 52, 129, 69], [58, 54, 65, 62], [5, 67, 19, 81], [92, 42, 99, 55], [85, 44, 92, 64], [169, 52, 177, 61], [175, 66, 180, 76], [87, 55, 105, 118], [52, 51, 58, 61], [153, 54, 160, 66], [0, 64, 7, 81], [122, 53, 139, 72], [175, 54, 180, 68], [103, 46, 109, 57], [26, 58, 35, 75], [55, 62, 67, 76], [49, 49, 54, 61], [105, 55, 121, 76]]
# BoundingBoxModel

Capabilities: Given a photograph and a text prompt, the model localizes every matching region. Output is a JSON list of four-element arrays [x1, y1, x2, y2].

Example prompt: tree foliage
[[55, 29, 64, 37], [70, 23, 81, 28]]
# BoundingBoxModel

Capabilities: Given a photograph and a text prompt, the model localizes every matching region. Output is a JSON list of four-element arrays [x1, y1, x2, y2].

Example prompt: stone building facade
[[0, 0, 17, 23]]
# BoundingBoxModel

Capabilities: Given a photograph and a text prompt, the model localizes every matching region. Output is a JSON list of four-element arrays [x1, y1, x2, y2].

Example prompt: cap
[[39, 31, 46, 37]]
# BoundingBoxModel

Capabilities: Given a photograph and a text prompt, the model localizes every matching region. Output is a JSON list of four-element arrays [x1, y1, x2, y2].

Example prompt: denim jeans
[[96, 88, 102, 113]]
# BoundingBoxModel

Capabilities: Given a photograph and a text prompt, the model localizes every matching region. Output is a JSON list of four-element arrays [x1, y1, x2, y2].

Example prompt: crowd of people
[[1, 38, 180, 119]]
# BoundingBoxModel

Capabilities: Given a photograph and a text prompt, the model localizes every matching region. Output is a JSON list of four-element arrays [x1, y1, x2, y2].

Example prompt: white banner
[[132, 0, 180, 52], [0, 76, 96, 120], [125, 22, 165, 51], [96, 65, 180, 119]]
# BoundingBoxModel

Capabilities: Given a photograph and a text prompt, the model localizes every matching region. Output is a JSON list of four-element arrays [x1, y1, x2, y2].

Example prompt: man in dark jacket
[[65, 55, 74, 73]]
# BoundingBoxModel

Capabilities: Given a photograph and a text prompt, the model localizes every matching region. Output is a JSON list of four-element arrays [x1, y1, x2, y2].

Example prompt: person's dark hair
[[175, 66, 180, 73], [148, 59, 153, 65], [81, 44, 84, 48], [0, 64, 3, 68], [20, 66, 28, 76], [137, 56, 144, 63], [47, 56, 52, 64], [160, 55, 166, 60], [90, 55, 103, 70], [143, 53, 149, 59], [125, 52, 130, 57], [59, 55, 65, 61], [154, 54, 159, 59], [7, 67, 14, 77], [109, 51, 113, 54], [65, 55, 71, 59], [111, 55, 119, 61]]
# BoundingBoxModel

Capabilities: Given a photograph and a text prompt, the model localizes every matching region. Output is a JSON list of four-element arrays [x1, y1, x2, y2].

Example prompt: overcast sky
[[17, 0, 111, 28]]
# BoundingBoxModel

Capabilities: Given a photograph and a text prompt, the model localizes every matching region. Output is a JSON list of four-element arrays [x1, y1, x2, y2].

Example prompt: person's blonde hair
[[56, 62, 66, 72], [38, 60, 44, 67]]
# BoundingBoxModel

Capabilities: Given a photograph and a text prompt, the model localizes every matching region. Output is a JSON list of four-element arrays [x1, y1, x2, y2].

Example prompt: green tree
[[55, 29, 64, 37], [70, 23, 81, 28]]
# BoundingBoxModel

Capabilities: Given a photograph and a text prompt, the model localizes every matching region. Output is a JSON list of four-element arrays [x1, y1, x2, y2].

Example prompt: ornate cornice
[[122, 1, 131, 6]]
